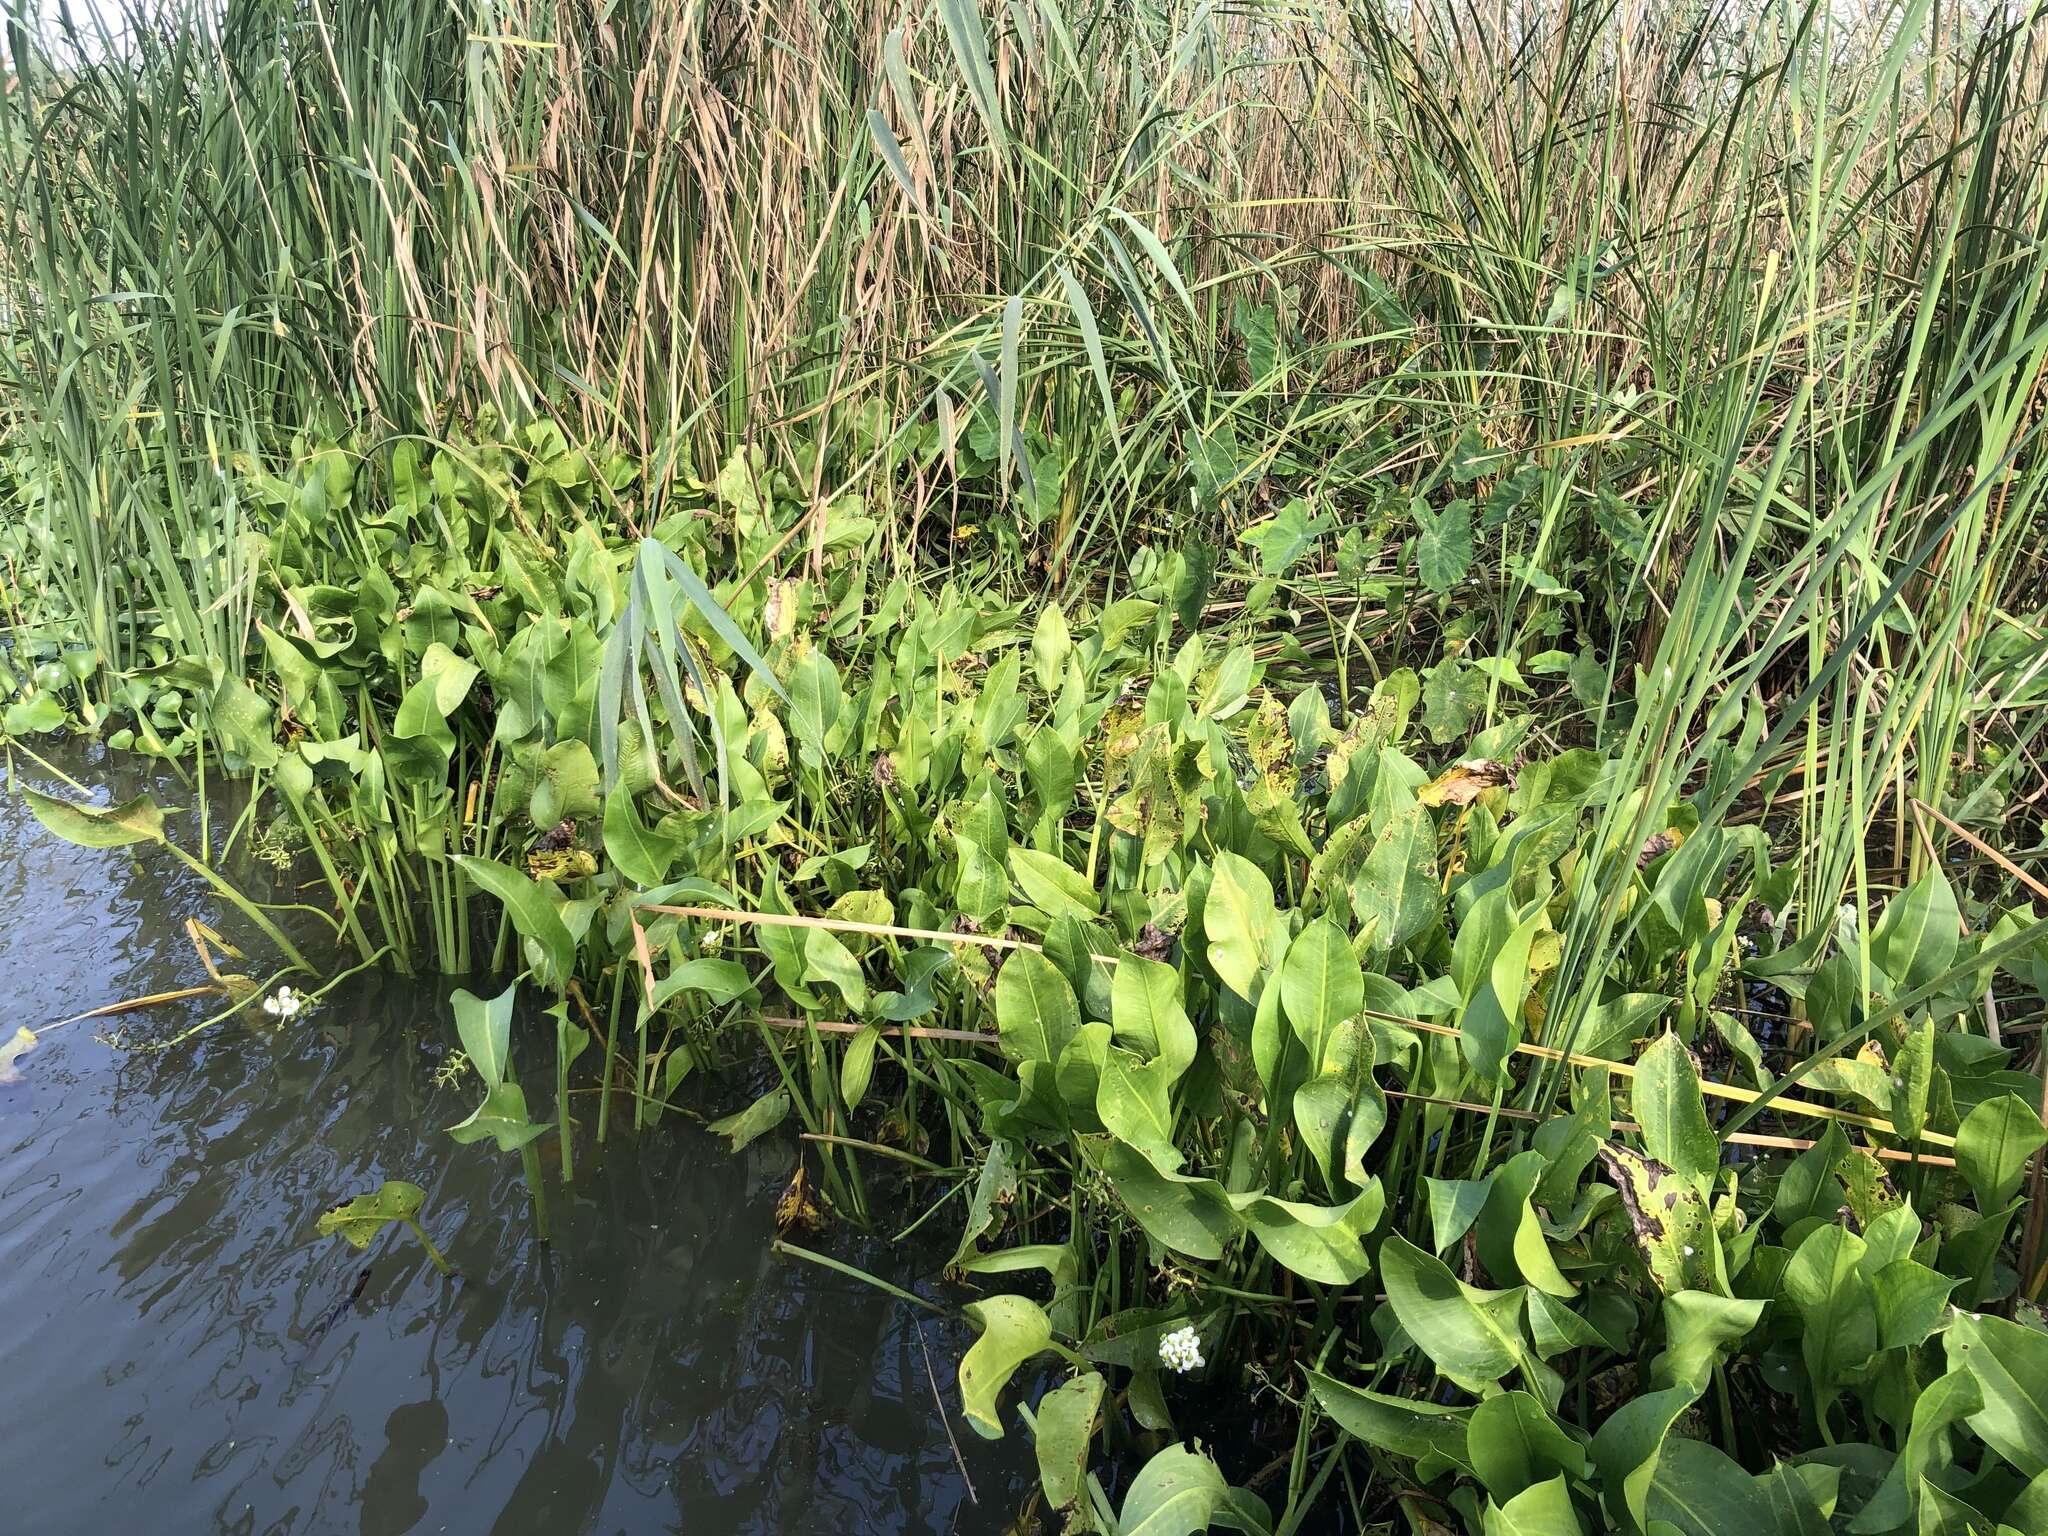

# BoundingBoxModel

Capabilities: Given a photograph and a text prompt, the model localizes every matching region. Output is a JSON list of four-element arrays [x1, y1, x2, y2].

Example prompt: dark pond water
[[0, 750, 1034, 1533]]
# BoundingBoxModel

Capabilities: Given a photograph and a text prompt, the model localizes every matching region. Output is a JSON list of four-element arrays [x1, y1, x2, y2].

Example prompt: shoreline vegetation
[[7, 0, 2048, 1529]]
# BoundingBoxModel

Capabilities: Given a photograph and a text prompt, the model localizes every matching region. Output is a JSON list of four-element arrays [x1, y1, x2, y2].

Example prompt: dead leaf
[[1417, 758, 1515, 808]]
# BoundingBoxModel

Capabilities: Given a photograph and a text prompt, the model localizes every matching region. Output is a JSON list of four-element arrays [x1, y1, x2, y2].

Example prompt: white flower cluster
[[261, 986, 306, 1019], [1158, 1324, 1205, 1375]]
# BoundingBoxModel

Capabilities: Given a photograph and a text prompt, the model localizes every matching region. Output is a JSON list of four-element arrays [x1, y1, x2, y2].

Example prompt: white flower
[[1158, 1324, 1205, 1375], [261, 986, 305, 1019]]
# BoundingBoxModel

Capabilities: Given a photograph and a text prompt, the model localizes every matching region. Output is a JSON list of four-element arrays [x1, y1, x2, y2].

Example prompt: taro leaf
[[455, 855, 577, 989], [1955, 1093, 2048, 1212], [1595, 1143, 1716, 1294], [1633, 1033, 1720, 1183], [1029, 1370, 1105, 1530], [317, 1180, 425, 1249], [706, 1088, 790, 1152], [1870, 868, 1960, 993], [1231, 1181, 1383, 1285], [1010, 846, 1101, 920], [1784, 1224, 1878, 1421], [1468, 1390, 1587, 1502], [1652, 1291, 1764, 1393], [1483, 1475, 1586, 1536], [1945, 1310, 2048, 1478], [1645, 1437, 1775, 1536], [1304, 1368, 1474, 1476], [840, 1024, 882, 1111], [1112, 954, 1197, 1079], [1117, 1442, 1272, 1536], [1205, 851, 1277, 1001], [1088, 1135, 1240, 1260], [1381, 1232, 1530, 1390], [995, 949, 1081, 1068], [802, 927, 868, 1013], [1414, 497, 1475, 594], [1281, 915, 1364, 1067], [22, 788, 165, 848], [446, 1081, 548, 1152], [450, 981, 517, 1090], [959, 1293, 1054, 1439]]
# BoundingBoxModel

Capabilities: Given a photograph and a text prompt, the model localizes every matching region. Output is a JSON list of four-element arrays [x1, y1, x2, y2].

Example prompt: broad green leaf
[[1427, 1177, 1493, 1254], [959, 1294, 1053, 1439], [1646, 1438, 1774, 1536], [1871, 869, 1960, 993], [603, 791, 679, 887], [1414, 497, 1475, 593], [1382, 1233, 1530, 1390], [1653, 1292, 1764, 1393], [996, 949, 1081, 1067], [317, 1181, 425, 1248], [1112, 954, 1197, 1079], [1484, 1476, 1586, 1536], [802, 927, 868, 1013], [1117, 1442, 1272, 1536], [1352, 794, 1439, 954], [1634, 1033, 1719, 1182], [450, 980, 518, 1090], [841, 1024, 882, 1110], [1232, 1182, 1384, 1285], [707, 1088, 790, 1151], [1010, 846, 1101, 919], [1305, 1369, 1473, 1472], [1588, 1384, 1698, 1532], [1098, 1048, 1179, 1168], [446, 1081, 548, 1152], [1955, 1093, 2047, 1211], [1030, 1371, 1104, 1529], [22, 788, 165, 848], [1281, 916, 1363, 1065], [1947, 1310, 2048, 1477], [1089, 1136, 1240, 1260], [1205, 851, 1277, 1000], [1785, 1224, 1877, 1418], [455, 855, 578, 989], [1468, 1390, 1587, 1501], [1458, 893, 1545, 1081]]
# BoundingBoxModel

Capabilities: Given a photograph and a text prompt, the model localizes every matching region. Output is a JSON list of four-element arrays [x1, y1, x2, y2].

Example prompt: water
[[0, 751, 1034, 1533]]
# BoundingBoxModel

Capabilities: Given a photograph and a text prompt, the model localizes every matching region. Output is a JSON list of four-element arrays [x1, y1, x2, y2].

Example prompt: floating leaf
[[707, 1088, 790, 1152], [317, 1180, 425, 1248]]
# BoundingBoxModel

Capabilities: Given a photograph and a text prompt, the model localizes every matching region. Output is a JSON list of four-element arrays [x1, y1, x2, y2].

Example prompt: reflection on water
[[0, 752, 1031, 1533]]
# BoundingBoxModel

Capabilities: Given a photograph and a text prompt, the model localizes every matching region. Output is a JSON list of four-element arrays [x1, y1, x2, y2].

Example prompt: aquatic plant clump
[[3, 0, 2048, 1529]]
